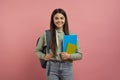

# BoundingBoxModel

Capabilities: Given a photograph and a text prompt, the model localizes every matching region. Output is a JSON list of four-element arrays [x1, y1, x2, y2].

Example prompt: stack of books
[[63, 35, 77, 54]]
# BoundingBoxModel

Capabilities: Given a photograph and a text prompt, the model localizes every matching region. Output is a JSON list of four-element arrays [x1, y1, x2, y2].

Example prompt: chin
[[57, 27, 62, 29], [57, 25, 63, 28]]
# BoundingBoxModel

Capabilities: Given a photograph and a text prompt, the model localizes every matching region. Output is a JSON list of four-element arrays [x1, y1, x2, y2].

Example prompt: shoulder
[[41, 31, 46, 37], [40, 29, 50, 38]]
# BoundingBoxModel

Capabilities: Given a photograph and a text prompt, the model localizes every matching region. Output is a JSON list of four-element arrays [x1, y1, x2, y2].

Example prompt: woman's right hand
[[44, 53, 53, 60]]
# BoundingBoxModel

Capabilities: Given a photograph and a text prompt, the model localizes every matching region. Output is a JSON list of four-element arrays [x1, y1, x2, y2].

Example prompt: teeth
[[57, 24, 62, 25], [57, 22, 61, 24]]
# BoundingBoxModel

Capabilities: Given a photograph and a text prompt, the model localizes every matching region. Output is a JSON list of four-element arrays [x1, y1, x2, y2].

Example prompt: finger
[[62, 56, 65, 59], [61, 53, 65, 56]]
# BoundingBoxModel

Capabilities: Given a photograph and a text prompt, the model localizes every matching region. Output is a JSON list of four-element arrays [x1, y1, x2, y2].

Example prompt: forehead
[[54, 13, 65, 18]]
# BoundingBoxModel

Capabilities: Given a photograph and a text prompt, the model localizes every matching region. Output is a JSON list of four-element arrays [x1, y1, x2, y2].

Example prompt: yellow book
[[66, 43, 77, 54]]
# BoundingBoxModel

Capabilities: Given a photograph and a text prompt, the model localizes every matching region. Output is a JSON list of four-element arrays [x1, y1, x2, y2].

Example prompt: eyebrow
[[54, 16, 64, 18]]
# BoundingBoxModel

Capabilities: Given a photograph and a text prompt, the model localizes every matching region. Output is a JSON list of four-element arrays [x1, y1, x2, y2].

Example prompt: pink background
[[0, 0, 120, 80]]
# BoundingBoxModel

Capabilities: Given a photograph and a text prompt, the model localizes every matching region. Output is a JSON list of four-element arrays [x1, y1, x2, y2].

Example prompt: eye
[[61, 17, 64, 20], [61, 17, 63, 19], [61, 17, 64, 19], [55, 17, 58, 20]]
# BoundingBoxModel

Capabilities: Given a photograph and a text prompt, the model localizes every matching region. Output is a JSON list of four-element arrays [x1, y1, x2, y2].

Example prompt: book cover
[[63, 35, 77, 54], [66, 43, 77, 54]]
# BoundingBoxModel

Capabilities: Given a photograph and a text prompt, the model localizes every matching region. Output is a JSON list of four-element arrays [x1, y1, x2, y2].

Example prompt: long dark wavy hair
[[50, 8, 69, 56]]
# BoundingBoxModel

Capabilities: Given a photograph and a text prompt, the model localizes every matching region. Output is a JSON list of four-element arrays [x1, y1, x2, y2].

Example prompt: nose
[[57, 19, 61, 23]]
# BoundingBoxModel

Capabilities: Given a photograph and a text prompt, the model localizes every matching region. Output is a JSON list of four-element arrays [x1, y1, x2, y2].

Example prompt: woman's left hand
[[60, 52, 70, 60]]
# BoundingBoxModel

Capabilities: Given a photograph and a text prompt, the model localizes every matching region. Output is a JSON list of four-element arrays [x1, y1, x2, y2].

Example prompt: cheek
[[62, 20, 65, 24], [54, 21, 58, 25], [53, 20, 57, 24]]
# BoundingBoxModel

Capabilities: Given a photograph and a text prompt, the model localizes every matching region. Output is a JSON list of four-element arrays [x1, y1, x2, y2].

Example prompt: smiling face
[[53, 13, 65, 29]]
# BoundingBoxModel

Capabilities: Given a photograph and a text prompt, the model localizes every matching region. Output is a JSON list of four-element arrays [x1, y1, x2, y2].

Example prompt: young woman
[[35, 8, 82, 80]]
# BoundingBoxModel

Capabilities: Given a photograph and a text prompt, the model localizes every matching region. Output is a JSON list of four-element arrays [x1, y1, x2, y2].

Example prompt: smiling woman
[[35, 8, 82, 80]]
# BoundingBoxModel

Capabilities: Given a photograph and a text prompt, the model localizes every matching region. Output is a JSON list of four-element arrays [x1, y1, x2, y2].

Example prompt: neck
[[56, 28, 63, 32]]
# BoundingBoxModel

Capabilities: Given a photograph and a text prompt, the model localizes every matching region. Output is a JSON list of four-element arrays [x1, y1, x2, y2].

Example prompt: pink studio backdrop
[[0, 0, 120, 80]]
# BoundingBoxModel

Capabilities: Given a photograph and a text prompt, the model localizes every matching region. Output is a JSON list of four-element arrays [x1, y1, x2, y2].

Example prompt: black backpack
[[36, 30, 51, 69]]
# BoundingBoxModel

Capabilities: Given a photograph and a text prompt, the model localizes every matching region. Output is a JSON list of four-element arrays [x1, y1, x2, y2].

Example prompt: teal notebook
[[62, 35, 77, 53]]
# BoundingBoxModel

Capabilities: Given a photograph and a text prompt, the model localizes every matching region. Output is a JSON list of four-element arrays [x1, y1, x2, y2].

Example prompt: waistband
[[48, 60, 72, 63], [49, 60, 66, 63]]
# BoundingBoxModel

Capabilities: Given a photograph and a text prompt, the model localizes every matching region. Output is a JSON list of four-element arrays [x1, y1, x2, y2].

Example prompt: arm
[[69, 38, 82, 60], [35, 32, 46, 59]]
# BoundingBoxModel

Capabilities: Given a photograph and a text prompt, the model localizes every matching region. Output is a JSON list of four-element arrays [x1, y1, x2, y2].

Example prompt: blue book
[[62, 35, 77, 52]]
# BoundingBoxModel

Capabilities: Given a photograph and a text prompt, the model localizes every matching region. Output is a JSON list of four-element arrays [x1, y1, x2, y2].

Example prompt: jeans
[[46, 61, 73, 80]]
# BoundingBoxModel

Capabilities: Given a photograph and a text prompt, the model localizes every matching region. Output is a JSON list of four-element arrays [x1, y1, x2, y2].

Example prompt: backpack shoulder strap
[[45, 30, 51, 53], [36, 37, 40, 46]]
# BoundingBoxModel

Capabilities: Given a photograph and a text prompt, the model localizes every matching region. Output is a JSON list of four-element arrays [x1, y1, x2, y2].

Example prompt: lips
[[56, 22, 64, 25], [57, 23, 62, 25]]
